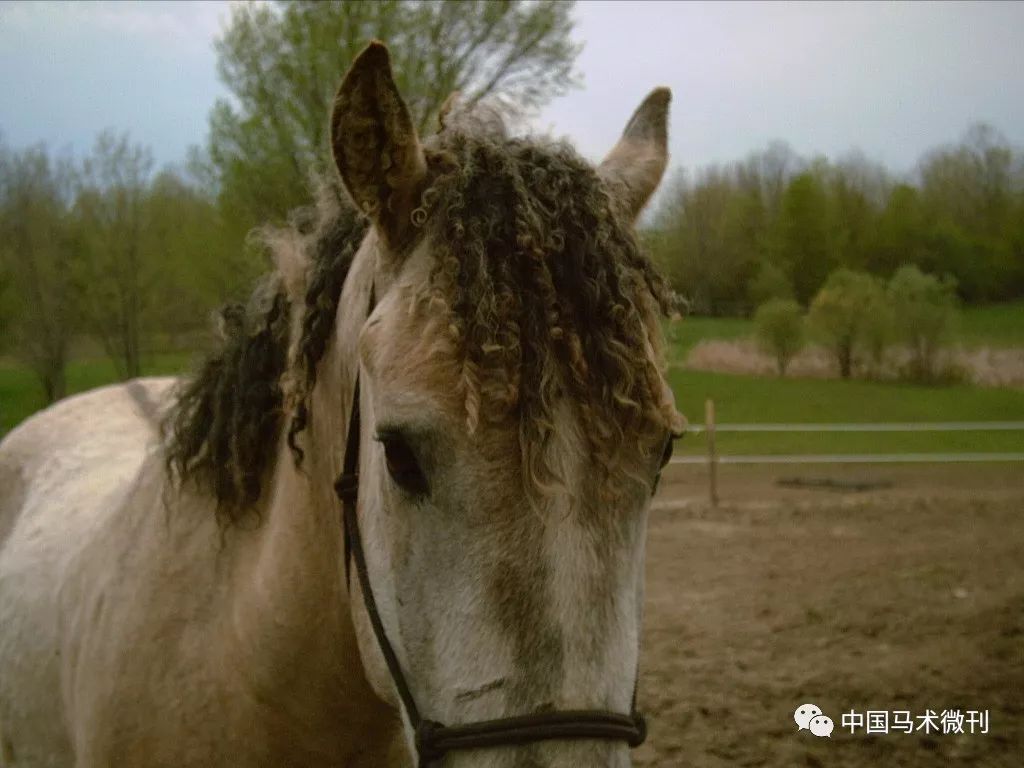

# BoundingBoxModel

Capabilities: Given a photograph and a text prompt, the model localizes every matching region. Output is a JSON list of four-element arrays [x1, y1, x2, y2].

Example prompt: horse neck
[[229, 243, 375, 682]]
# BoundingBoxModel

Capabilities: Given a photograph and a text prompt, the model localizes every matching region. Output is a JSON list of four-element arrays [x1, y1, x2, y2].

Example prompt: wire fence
[[681, 421, 1024, 434], [670, 401, 1024, 505], [672, 452, 1024, 465]]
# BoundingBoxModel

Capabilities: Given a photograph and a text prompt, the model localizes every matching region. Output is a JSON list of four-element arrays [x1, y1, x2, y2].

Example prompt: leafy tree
[[808, 268, 885, 379], [867, 183, 930, 277], [772, 171, 837, 305], [73, 131, 155, 379], [748, 261, 794, 306], [915, 124, 1022, 301], [0, 143, 78, 401], [826, 155, 886, 273], [860, 287, 894, 377], [651, 126, 1024, 314], [887, 265, 959, 382], [143, 169, 262, 343], [748, 140, 801, 219], [206, 0, 581, 226], [754, 298, 804, 376], [0, 264, 12, 354], [652, 166, 766, 314]]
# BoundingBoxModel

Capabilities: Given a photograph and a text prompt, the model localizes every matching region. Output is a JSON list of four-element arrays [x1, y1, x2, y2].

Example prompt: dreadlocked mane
[[163, 177, 369, 524], [418, 129, 683, 499], [164, 124, 682, 524]]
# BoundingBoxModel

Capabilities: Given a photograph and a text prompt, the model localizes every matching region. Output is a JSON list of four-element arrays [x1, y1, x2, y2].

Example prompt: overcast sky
[[1, 0, 1022, 181]]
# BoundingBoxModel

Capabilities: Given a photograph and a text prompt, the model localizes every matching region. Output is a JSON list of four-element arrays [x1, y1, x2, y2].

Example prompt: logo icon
[[795, 704, 833, 738], [794, 704, 822, 731], [809, 714, 835, 737]]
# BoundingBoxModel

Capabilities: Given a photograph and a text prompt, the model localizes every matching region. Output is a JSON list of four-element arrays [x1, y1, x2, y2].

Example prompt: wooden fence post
[[706, 398, 718, 507]]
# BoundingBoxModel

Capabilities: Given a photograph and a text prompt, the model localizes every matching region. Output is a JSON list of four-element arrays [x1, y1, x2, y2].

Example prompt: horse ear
[[598, 88, 672, 221], [331, 41, 427, 248]]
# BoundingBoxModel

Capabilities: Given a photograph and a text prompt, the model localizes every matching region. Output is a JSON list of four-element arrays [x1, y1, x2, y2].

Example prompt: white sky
[[1, 0, 1022, 181], [543, 0, 1024, 175]]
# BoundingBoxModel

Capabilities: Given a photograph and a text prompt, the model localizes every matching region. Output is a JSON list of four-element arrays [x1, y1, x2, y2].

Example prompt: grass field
[[2, 301, 1023, 454], [956, 300, 1024, 348], [655, 301, 1024, 456], [668, 370, 1024, 456], [0, 353, 192, 434], [4, 353, 1023, 456]]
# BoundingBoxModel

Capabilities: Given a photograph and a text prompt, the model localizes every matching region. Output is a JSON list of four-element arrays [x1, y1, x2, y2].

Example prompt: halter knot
[[628, 711, 648, 747], [415, 719, 445, 765]]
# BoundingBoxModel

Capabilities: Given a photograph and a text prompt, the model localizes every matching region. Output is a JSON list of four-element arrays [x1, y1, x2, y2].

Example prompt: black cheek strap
[[333, 287, 647, 766]]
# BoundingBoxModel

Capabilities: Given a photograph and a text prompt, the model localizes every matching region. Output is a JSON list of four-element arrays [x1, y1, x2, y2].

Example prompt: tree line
[[0, 0, 579, 403], [3, 1, 1021, 405], [0, 132, 256, 400], [649, 126, 1024, 315]]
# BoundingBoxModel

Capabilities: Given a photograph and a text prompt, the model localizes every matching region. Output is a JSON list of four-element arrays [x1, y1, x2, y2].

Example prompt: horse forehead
[[358, 279, 460, 408]]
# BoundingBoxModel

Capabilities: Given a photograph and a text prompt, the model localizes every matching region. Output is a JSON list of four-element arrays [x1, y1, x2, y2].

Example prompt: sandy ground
[[634, 465, 1024, 767]]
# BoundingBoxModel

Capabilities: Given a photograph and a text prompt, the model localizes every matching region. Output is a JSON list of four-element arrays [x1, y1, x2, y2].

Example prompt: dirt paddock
[[635, 465, 1024, 767]]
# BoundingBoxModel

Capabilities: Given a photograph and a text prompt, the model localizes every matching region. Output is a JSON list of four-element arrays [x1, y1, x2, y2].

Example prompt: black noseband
[[335, 289, 647, 766]]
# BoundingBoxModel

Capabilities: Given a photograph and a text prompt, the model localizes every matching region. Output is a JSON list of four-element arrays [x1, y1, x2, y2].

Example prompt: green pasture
[[956, 299, 1024, 348], [668, 369, 1024, 456], [2, 300, 1024, 456], [0, 353, 192, 435], [4, 354, 1023, 456]]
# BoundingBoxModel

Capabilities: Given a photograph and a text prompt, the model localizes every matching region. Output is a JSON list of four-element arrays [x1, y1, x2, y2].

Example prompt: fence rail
[[672, 452, 1024, 465], [677, 401, 1024, 505], [682, 421, 1024, 433]]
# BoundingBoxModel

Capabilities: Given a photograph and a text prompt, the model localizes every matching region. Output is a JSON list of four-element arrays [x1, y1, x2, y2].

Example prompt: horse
[[0, 41, 682, 768]]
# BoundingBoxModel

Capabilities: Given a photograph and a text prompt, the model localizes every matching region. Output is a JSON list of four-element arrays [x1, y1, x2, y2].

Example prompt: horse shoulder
[[0, 378, 176, 767]]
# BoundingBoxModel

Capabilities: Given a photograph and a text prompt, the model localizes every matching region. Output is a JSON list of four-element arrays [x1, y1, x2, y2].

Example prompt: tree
[[0, 143, 78, 402], [887, 265, 958, 382], [808, 268, 885, 379], [206, 0, 581, 226], [826, 155, 886, 273], [867, 183, 930, 277], [748, 261, 794, 306], [651, 165, 765, 315], [754, 299, 804, 376], [772, 171, 837, 306], [748, 140, 801, 219], [860, 288, 894, 378], [73, 131, 155, 379], [647, 122, 1024, 314], [143, 169, 262, 343], [915, 124, 1021, 301], [0, 264, 12, 354]]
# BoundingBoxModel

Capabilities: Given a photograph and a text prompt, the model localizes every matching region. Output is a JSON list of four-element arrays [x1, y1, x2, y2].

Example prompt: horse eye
[[651, 435, 676, 495], [379, 434, 429, 496]]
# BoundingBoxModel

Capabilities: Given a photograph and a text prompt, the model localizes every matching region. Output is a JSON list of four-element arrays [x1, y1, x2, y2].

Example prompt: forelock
[[413, 125, 683, 501]]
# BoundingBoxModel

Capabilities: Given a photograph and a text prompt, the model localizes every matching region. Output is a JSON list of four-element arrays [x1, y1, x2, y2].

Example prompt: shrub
[[754, 298, 805, 376], [808, 269, 886, 379], [860, 289, 894, 377], [887, 265, 958, 382]]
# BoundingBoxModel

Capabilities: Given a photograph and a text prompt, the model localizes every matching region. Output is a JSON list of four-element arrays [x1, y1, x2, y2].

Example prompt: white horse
[[0, 42, 681, 767]]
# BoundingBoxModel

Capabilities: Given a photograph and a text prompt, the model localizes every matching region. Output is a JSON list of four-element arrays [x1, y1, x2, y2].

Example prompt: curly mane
[[163, 179, 369, 522], [165, 123, 681, 523], [419, 129, 683, 497]]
